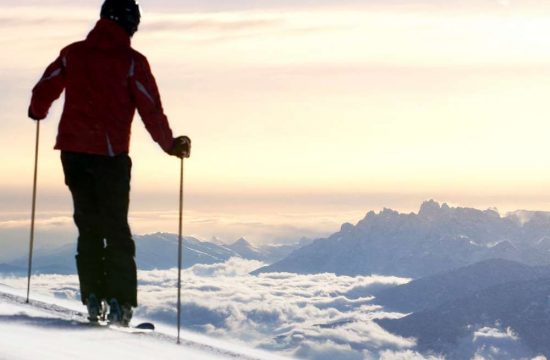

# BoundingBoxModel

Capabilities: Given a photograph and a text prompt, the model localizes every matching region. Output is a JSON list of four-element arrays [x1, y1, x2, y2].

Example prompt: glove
[[28, 106, 44, 121], [169, 136, 191, 158]]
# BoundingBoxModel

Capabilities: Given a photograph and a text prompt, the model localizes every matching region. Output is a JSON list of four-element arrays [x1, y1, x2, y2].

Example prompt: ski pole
[[26, 120, 40, 303], [177, 156, 184, 344]]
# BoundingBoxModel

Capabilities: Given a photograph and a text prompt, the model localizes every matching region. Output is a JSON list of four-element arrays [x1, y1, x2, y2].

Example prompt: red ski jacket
[[29, 19, 174, 156]]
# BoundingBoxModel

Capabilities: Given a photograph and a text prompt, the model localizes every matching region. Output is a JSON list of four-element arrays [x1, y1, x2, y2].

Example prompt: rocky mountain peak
[[232, 238, 252, 247], [418, 199, 447, 218]]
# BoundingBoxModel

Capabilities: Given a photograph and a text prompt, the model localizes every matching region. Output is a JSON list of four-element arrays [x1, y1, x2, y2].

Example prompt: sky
[[3, 0, 550, 245], [0, 258, 542, 359]]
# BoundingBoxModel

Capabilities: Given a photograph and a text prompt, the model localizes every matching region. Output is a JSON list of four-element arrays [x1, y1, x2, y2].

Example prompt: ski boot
[[107, 298, 133, 327], [86, 293, 107, 322]]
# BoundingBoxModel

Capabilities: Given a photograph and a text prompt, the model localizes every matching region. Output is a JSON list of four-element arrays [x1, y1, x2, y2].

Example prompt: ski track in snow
[[0, 288, 282, 360]]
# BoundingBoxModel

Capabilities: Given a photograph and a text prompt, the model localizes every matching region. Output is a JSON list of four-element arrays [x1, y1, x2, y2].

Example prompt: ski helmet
[[100, 0, 141, 36]]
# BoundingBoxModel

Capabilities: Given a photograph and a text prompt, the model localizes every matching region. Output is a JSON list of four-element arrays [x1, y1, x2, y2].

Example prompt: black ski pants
[[61, 151, 137, 307]]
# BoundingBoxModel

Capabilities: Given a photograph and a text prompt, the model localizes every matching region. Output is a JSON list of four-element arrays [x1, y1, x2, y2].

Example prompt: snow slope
[[0, 284, 290, 360]]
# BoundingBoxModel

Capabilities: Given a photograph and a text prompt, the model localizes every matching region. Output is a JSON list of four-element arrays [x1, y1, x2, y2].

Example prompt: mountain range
[[252, 200, 550, 277], [374, 259, 550, 356], [373, 258, 550, 313], [0, 233, 305, 275]]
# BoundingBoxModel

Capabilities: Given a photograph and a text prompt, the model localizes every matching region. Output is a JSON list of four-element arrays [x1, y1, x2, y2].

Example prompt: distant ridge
[[0, 233, 308, 275], [362, 259, 550, 357], [377, 275, 550, 357], [374, 258, 550, 313]]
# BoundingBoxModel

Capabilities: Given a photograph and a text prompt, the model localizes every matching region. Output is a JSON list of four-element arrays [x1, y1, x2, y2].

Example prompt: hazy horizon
[[2, 196, 550, 263]]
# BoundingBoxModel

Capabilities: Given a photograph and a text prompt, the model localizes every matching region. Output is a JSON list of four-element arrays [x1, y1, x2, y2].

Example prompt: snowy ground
[[0, 284, 290, 360], [0, 259, 418, 360]]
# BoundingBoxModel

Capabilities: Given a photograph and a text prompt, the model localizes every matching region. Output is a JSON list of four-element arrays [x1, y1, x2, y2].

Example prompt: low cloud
[[0, 216, 73, 229], [0, 215, 76, 262], [1, 258, 415, 359], [452, 326, 540, 360], [378, 350, 443, 360], [1, 259, 539, 359], [294, 340, 365, 360]]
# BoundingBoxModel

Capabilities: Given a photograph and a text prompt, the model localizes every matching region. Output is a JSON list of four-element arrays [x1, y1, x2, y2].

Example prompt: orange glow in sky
[[3, 1, 550, 220]]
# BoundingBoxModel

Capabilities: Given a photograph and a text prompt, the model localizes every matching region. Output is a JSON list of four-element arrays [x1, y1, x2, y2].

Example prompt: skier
[[28, 0, 191, 326]]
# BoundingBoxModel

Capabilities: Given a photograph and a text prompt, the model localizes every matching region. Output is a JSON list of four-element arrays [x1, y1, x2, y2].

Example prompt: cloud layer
[[1, 258, 541, 359], [1, 258, 415, 359]]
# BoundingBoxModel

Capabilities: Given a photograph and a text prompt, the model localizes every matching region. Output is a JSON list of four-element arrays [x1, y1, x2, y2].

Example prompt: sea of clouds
[[0, 258, 540, 360]]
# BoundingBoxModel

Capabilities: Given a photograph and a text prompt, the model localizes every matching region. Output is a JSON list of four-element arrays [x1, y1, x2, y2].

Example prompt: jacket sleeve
[[29, 51, 67, 120], [129, 55, 174, 153]]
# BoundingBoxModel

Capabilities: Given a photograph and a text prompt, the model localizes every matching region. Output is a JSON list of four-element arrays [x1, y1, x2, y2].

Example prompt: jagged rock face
[[252, 200, 550, 278]]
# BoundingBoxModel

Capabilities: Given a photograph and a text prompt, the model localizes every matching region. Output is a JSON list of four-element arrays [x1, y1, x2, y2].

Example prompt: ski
[[88, 320, 155, 333], [134, 322, 155, 330], [0, 291, 155, 334], [109, 322, 155, 333]]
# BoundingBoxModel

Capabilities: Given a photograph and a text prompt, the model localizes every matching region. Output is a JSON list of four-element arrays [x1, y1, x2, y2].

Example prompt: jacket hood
[[86, 19, 131, 49]]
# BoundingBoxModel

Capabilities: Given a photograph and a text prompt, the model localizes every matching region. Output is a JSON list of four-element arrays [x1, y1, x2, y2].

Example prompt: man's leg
[[95, 154, 137, 307], [61, 152, 106, 305]]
